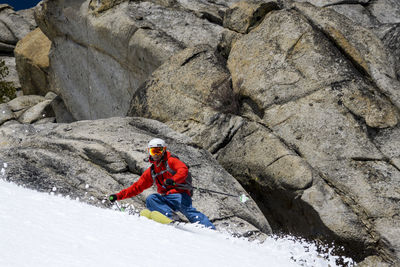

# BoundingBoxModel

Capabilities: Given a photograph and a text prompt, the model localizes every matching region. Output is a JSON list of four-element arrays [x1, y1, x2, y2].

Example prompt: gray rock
[[17, 7, 38, 28], [175, 0, 228, 25], [292, 3, 400, 111], [35, 0, 225, 120], [0, 5, 37, 55], [357, 255, 392, 267], [228, 7, 400, 263], [291, 0, 369, 7], [228, 8, 398, 128], [381, 24, 400, 80], [0, 117, 272, 235], [0, 103, 15, 125], [223, 0, 279, 34], [327, 4, 381, 29], [0, 56, 20, 89], [0, 4, 36, 43], [18, 99, 54, 124], [7, 95, 46, 117], [367, 0, 400, 24], [13, 0, 400, 263], [0, 19, 17, 45], [49, 94, 76, 123], [373, 125, 400, 170], [130, 45, 232, 123]]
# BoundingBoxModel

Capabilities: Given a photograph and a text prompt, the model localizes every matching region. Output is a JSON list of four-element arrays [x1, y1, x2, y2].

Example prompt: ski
[[139, 209, 198, 233]]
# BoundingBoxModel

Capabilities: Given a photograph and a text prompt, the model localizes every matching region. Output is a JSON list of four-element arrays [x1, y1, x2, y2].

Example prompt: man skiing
[[109, 138, 215, 229]]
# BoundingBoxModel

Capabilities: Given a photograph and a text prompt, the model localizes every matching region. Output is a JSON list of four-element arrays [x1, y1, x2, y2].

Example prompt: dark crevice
[[286, 32, 306, 59], [388, 160, 400, 172], [265, 154, 292, 168], [196, 11, 223, 26], [352, 156, 400, 172], [323, 1, 373, 8], [209, 78, 241, 115], [350, 157, 382, 162], [210, 122, 241, 155], [180, 50, 207, 67], [240, 96, 264, 119]]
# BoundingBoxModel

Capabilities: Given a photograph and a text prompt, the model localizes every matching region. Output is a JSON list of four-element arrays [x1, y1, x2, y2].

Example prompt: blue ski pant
[[146, 193, 215, 229]]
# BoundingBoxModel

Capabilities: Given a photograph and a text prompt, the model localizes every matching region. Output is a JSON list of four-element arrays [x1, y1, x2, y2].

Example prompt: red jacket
[[116, 151, 190, 200]]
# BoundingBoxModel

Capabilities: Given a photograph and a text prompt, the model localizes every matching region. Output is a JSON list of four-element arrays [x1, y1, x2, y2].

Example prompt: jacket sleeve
[[168, 157, 189, 184], [116, 168, 153, 200]]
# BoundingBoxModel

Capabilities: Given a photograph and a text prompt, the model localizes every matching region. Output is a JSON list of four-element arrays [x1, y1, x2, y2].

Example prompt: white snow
[[0, 179, 353, 267]]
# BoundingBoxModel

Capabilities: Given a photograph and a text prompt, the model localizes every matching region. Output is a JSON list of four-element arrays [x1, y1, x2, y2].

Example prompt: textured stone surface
[[223, 0, 279, 33], [9, 0, 400, 264], [0, 103, 15, 125], [35, 0, 225, 120], [293, 2, 400, 110], [0, 56, 20, 89], [0, 4, 36, 52], [15, 28, 51, 96], [0, 117, 272, 236]]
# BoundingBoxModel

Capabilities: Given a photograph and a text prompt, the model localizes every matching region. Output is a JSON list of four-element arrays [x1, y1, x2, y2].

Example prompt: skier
[[109, 138, 215, 229]]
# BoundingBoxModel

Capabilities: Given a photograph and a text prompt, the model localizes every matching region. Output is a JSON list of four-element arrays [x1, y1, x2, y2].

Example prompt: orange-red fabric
[[116, 151, 190, 200]]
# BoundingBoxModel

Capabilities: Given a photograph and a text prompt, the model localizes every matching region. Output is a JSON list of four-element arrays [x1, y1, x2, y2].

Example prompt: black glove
[[109, 194, 118, 203], [164, 179, 176, 186]]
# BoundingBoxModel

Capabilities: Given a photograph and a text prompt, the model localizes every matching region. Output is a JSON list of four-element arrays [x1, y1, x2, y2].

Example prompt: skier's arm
[[116, 168, 153, 200], [168, 157, 189, 184]]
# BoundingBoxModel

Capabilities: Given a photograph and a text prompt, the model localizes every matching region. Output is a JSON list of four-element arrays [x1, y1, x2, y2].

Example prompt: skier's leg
[[163, 193, 182, 211], [146, 193, 182, 219], [145, 194, 173, 218], [179, 194, 215, 229]]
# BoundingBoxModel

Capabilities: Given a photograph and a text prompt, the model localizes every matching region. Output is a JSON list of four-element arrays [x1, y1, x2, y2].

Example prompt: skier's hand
[[164, 179, 176, 186], [109, 194, 118, 203]]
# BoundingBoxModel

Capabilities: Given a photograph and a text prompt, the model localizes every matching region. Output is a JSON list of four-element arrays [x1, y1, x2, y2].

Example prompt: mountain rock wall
[[4, 0, 400, 264]]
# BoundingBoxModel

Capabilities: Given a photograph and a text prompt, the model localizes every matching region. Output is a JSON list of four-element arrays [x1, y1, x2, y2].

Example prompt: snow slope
[[0, 177, 353, 267]]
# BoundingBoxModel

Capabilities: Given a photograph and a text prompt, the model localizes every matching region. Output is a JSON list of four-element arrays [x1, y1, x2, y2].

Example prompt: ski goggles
[[149, 147, 165, 156]]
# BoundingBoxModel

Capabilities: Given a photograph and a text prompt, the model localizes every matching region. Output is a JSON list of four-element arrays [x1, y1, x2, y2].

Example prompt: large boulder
[[0, 4, 36, 54], [289, 0, 400, 81], [14, 28, 51, 96], [0, 117, 271, 236], [0, 5, 38, 91], [292, 2, 400, 111], [228, 6, 400, 264], [130, 3, 400, 264], [35, 0, 227, 120], [0, 93, 75, 125], [10, 0, 400, 264]]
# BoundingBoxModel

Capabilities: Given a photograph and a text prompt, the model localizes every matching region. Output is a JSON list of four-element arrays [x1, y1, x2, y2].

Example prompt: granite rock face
[[14, 28, 51, 96], [0, 117, 272, 237], [5, 0, 400, 264], [0, 4, 37, 91], [34, 0, 227, 120], [0, 4, 37, 54]]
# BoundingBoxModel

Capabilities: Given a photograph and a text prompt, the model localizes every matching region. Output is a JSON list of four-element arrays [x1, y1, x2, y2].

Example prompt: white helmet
[[147, 138, 166, 148]]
